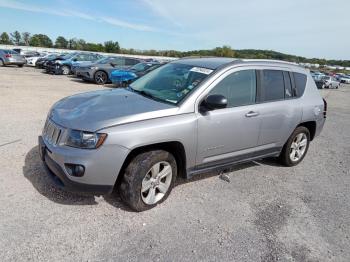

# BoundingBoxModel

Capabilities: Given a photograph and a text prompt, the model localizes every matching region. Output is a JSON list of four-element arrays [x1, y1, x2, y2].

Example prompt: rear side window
[[208, 70, 257, 108], [4, 50, 17, 54], [261, 70, 285, 102], [293, 73, 307, 97]]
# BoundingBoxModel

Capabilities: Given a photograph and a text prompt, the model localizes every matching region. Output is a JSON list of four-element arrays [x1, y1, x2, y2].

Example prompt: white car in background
[[339, 75, 350, 84], [26, 53, 54, 66], [323, 76, 340, 89]]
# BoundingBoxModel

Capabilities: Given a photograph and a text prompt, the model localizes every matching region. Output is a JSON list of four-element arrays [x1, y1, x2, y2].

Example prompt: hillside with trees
[[0, 30, 349, 67]]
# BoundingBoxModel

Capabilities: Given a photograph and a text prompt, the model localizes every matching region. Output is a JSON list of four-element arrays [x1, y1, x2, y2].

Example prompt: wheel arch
[[115, 141, 187, 186], [297, 121, 316, 141]]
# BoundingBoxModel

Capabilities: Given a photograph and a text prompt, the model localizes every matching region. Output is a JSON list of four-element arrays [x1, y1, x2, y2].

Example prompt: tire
[[17, 64, 24, 68], [0, 59, 4, 67], [119, 150, 177, 211], [279, 126, 310, 167], [94, 70, 108, 85], [61, 65, 70, 75]]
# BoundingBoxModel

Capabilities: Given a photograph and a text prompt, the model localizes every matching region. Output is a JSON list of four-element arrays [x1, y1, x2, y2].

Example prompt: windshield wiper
[[127, 86, 174, 105], [128, 87, 155, 99]]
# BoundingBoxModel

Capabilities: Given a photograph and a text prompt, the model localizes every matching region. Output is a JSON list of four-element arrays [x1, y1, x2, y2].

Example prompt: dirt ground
[[0, 66, 349, 261]]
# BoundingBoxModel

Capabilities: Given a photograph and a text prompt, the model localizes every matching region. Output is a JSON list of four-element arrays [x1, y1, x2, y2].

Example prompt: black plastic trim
[[187, 147, 281, 178], [38, 136, 113, 195]]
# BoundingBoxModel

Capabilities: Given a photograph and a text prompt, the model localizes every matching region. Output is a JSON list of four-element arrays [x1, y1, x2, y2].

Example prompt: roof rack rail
[[241, 59, 299, 66]]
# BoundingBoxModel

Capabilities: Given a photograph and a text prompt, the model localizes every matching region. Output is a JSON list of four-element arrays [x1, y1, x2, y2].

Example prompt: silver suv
[[39, 58, 326, 211]]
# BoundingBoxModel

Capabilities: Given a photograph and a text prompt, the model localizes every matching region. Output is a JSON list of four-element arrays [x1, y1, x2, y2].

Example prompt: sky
[[0, 0, 349, 60]]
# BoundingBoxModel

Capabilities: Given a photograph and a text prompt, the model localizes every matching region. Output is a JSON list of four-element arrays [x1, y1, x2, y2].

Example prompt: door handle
[[245, 111, 259, 117]]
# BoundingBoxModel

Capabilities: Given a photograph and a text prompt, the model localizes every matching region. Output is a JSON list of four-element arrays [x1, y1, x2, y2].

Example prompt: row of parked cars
[[311, 71, 350, 89], [30, 51, 165, 85], [0, 48, 166, 86]]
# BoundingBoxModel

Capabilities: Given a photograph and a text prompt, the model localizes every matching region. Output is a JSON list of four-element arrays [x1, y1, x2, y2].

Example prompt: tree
[[29, 34, 53, 47], [10, 31, 21, 45], [84, 43, 104, 52], [55, 36, 68, 49], [22, 32, 31, 46], [0, 32, 12, 44], [104, 41, 120, 53], [213, 45, 235, 57]]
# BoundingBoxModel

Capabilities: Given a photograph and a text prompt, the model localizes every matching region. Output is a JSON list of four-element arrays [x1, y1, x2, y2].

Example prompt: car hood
[[50, 88, 177, 132]]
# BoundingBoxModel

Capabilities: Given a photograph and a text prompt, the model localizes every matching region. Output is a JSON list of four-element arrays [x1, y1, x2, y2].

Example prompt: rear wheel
[[94, 71, 108, 85], [279, 126, 310, 167], [119, 150, 177, 211]]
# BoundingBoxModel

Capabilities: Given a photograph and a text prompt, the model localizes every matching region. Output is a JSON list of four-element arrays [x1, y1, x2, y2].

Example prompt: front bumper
[[38, 136, 128, 195]]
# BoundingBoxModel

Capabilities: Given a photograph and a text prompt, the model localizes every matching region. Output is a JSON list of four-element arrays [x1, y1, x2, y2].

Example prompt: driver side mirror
[[110, 62, 116, 67], [201, 94, 228, 111], [72, 58, 77, 62]]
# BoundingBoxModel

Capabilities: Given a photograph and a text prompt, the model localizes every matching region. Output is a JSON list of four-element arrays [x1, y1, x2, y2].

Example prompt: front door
[[196, 69, 261, 168]]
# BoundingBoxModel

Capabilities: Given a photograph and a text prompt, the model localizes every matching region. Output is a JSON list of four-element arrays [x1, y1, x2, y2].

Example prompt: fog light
[[65, 164, 85, 177]]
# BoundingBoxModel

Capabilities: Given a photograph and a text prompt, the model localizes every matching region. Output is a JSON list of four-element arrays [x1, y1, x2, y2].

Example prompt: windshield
[[61, 53, 75, 60], [129, 62, 212, 104], [131, 63, 153, 72]]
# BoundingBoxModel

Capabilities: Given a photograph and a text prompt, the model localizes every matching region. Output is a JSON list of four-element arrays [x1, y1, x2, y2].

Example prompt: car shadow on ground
[[23, 146, 132, 211], [69, 78, 96, 85], [23, 146, 282, 210]]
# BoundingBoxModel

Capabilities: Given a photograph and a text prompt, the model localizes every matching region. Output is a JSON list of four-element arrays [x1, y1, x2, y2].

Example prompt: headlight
[[65, 130, 107, 149], [89, 66, 98, 70]]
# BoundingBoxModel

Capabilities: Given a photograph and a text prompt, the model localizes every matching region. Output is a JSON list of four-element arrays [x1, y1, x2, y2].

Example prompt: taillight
[[5, 54, 12, 58], [323, 98, 327, 118]]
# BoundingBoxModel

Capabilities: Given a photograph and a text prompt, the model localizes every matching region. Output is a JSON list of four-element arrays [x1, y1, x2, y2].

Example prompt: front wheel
[[61, 65, 70, 75], [119, 150, 177, 211], [279, 126, 310, 167], [94, 71, 108, 85]]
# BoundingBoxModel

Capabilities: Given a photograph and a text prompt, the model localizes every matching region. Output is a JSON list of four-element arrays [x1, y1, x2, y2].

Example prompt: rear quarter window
[[293, 72, 307, 97]]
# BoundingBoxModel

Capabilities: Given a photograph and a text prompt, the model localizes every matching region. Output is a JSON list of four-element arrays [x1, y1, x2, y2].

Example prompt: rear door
[[255, 68, 302, 149]]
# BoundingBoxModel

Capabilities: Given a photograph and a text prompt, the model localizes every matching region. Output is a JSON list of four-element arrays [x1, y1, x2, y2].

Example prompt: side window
[[208, 70, 256, 108], [111, 57, 124, 66], [283, 72, 293, 99], [293, 72, 307, 97], [75, 55, 85, 61], [261, 70, 285, 102], [125, 58, 139, 66]]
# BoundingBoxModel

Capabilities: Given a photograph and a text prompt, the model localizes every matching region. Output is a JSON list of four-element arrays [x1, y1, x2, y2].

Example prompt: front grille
[[42, 119, 63, 145]]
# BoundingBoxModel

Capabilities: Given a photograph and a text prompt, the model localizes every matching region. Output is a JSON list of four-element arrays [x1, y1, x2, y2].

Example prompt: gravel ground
[[0, 66, 349, 262]]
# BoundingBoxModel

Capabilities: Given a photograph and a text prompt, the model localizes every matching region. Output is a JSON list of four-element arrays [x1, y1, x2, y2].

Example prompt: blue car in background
[[110, 62, 164, 86], [46, 52, 103, 75]]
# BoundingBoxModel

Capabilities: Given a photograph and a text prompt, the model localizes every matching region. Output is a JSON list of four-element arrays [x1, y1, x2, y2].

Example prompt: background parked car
[[46, 53, 103, 75], [339, 75, 350, 84], [110, 62, 164, 86], [36, 53, 64, 69], [323, 76, 340, 89], [0, 49, 26, 67], [74, 56, 143, 84], [26, 52, 53, 66]]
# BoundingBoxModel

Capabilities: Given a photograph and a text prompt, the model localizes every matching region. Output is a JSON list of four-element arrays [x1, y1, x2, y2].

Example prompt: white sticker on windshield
[[190, 67, 213, 75]]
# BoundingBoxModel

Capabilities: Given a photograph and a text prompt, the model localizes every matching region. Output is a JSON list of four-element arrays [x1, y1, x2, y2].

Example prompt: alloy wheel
[[95, 71, 107, 84], [289, 133, 308, 162], [141, 161, 173, 205]]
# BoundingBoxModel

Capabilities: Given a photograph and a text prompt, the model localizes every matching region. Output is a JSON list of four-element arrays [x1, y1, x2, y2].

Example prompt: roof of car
[[173, 57, 237, 70], [172, 57, 304, 71]]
